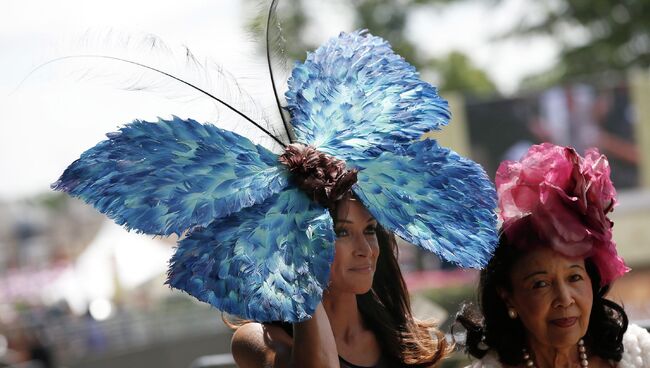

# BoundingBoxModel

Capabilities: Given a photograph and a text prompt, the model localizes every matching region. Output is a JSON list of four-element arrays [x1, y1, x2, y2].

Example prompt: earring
[[477, 334, 489, 351], [508, 308, 517, 319]]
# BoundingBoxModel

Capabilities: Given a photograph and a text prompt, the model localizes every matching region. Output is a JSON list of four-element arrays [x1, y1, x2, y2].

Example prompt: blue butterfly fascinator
[[53, 25, 497, 322]]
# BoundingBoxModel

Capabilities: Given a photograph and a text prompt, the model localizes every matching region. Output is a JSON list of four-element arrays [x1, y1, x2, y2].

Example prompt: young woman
[[232, 197, 449, 367]]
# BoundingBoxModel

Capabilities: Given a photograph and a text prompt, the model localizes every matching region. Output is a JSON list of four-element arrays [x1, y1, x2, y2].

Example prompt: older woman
[[457, 143, 650, 367]]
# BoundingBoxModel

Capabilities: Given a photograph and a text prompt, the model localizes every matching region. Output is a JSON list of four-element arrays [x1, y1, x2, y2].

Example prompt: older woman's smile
[[549, 317, 578, 328]]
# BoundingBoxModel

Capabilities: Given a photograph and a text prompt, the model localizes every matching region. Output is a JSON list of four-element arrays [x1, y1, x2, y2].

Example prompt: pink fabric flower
[[496, 143, 629, 285]]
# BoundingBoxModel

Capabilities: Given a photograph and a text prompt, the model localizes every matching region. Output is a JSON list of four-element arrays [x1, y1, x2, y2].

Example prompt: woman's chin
[[329, 278, 373, 295], [545, 324, 584, 348], [345, 271, 374, 292], [351, 283, 373, 295], [349, 281, 373, 295]]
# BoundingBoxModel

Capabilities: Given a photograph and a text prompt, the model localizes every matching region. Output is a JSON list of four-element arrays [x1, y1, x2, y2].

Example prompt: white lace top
[[467, 324, 650, 368]]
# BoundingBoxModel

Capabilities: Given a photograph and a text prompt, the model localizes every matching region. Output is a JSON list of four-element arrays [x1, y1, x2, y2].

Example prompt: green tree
[[431, 51, 497, 96], [504, 0, 649, 81], [246, 0, 498, 95]]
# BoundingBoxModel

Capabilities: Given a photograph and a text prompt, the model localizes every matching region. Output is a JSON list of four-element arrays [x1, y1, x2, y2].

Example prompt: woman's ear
[[497, 286, 513, 308], [497, 286, 519, 319]]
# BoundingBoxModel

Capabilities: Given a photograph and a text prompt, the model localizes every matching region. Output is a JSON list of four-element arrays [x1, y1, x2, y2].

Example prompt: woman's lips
[[550, 317, 578, 328], [349, 265, 372, 273]]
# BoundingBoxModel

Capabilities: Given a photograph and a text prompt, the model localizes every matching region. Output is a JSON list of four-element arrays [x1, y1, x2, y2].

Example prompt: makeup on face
[[506, 247, 593, 349], [328, 199, 380, 294]]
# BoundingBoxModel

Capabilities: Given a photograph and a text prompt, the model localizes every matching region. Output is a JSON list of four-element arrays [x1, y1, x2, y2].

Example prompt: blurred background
[[1, 0, 649, 367]]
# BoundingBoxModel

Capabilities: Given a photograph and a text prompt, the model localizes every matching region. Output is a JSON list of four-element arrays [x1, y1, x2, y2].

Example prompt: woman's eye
[[335, 228, 349, 237], [532, 280, 549, 289], [364, 225, 377, 235], [569, 274, 584, 282]]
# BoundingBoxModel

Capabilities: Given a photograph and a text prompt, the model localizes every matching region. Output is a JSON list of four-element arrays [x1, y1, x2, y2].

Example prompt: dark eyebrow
[[335, 218, 377, 224], [523, 265, 584, 280], [568, 264, 587, 273], [523, 271, 547, 280]]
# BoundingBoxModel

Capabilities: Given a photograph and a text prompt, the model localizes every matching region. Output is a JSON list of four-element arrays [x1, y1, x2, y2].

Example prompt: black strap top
[[271, 322, 390, 367], [339, 355, 388, 368]]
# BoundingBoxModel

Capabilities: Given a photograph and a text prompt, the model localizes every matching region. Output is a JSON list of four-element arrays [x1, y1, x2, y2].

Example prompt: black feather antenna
[[266, 0, 294, 142], [15, 32, 288, 148]]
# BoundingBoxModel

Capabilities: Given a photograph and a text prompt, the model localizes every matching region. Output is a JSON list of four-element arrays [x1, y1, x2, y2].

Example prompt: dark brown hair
[[455, 232, 628, 365], [358, 224, 451, 367]]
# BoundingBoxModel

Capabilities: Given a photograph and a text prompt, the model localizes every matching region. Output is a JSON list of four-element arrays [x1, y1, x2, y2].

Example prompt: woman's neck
[[527, 338, 580, 368], [322, 290, 365, 344]]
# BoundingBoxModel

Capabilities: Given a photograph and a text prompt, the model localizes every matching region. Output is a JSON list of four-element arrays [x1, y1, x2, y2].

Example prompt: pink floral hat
[[496, 143, 629, 286]]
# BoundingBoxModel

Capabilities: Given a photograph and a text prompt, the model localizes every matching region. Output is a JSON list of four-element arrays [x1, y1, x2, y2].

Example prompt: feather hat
[[53, 5, 498, 322]]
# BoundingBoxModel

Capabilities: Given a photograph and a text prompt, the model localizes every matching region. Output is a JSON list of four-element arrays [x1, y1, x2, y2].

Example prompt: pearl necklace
[[522, 338, 588, 367]]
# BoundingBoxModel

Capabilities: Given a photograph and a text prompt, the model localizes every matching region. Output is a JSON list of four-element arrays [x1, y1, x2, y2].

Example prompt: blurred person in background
[[528, 83, 639, 188], [456, 143, 650, 367], [0, 328, 52, 368], [24, 330, 53, 368]]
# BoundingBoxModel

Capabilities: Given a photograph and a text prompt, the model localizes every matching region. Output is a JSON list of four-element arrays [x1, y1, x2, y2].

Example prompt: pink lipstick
[[550, 317, 577, 328]]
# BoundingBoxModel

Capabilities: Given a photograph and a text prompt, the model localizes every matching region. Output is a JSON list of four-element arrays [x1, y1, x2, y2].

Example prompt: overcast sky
[[0, 0, 560, 200]]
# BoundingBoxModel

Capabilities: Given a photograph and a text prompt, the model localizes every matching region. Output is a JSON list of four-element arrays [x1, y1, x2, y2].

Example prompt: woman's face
[[328, 199, 380, 295], [501, 247, 593, 350]]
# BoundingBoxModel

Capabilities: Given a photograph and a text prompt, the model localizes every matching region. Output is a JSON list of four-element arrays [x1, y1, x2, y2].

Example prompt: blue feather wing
[[351, 139, 498, 268], [286, 30, 449, 161], [52, 117, 288, 236], [167, 186, 334, 322]]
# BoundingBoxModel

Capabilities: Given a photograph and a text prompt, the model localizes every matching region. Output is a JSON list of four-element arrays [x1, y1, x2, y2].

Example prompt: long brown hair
[[362, 225, 451, 367]]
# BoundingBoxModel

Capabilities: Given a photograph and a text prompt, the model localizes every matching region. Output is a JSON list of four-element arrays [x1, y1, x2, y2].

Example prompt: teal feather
[[351, 139, 498, 268], [167, 186, 334, 322], [286, 30, 450, 161], [52, 117, 288, 236]]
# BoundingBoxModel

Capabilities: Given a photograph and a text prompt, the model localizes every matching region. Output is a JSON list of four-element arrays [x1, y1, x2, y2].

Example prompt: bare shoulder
[[231, 323, 293, 368]]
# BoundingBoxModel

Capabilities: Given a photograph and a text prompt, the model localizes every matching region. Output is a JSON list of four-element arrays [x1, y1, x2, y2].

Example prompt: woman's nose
[[553, 282, 575, 308], [353, 234, 372, 257]]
